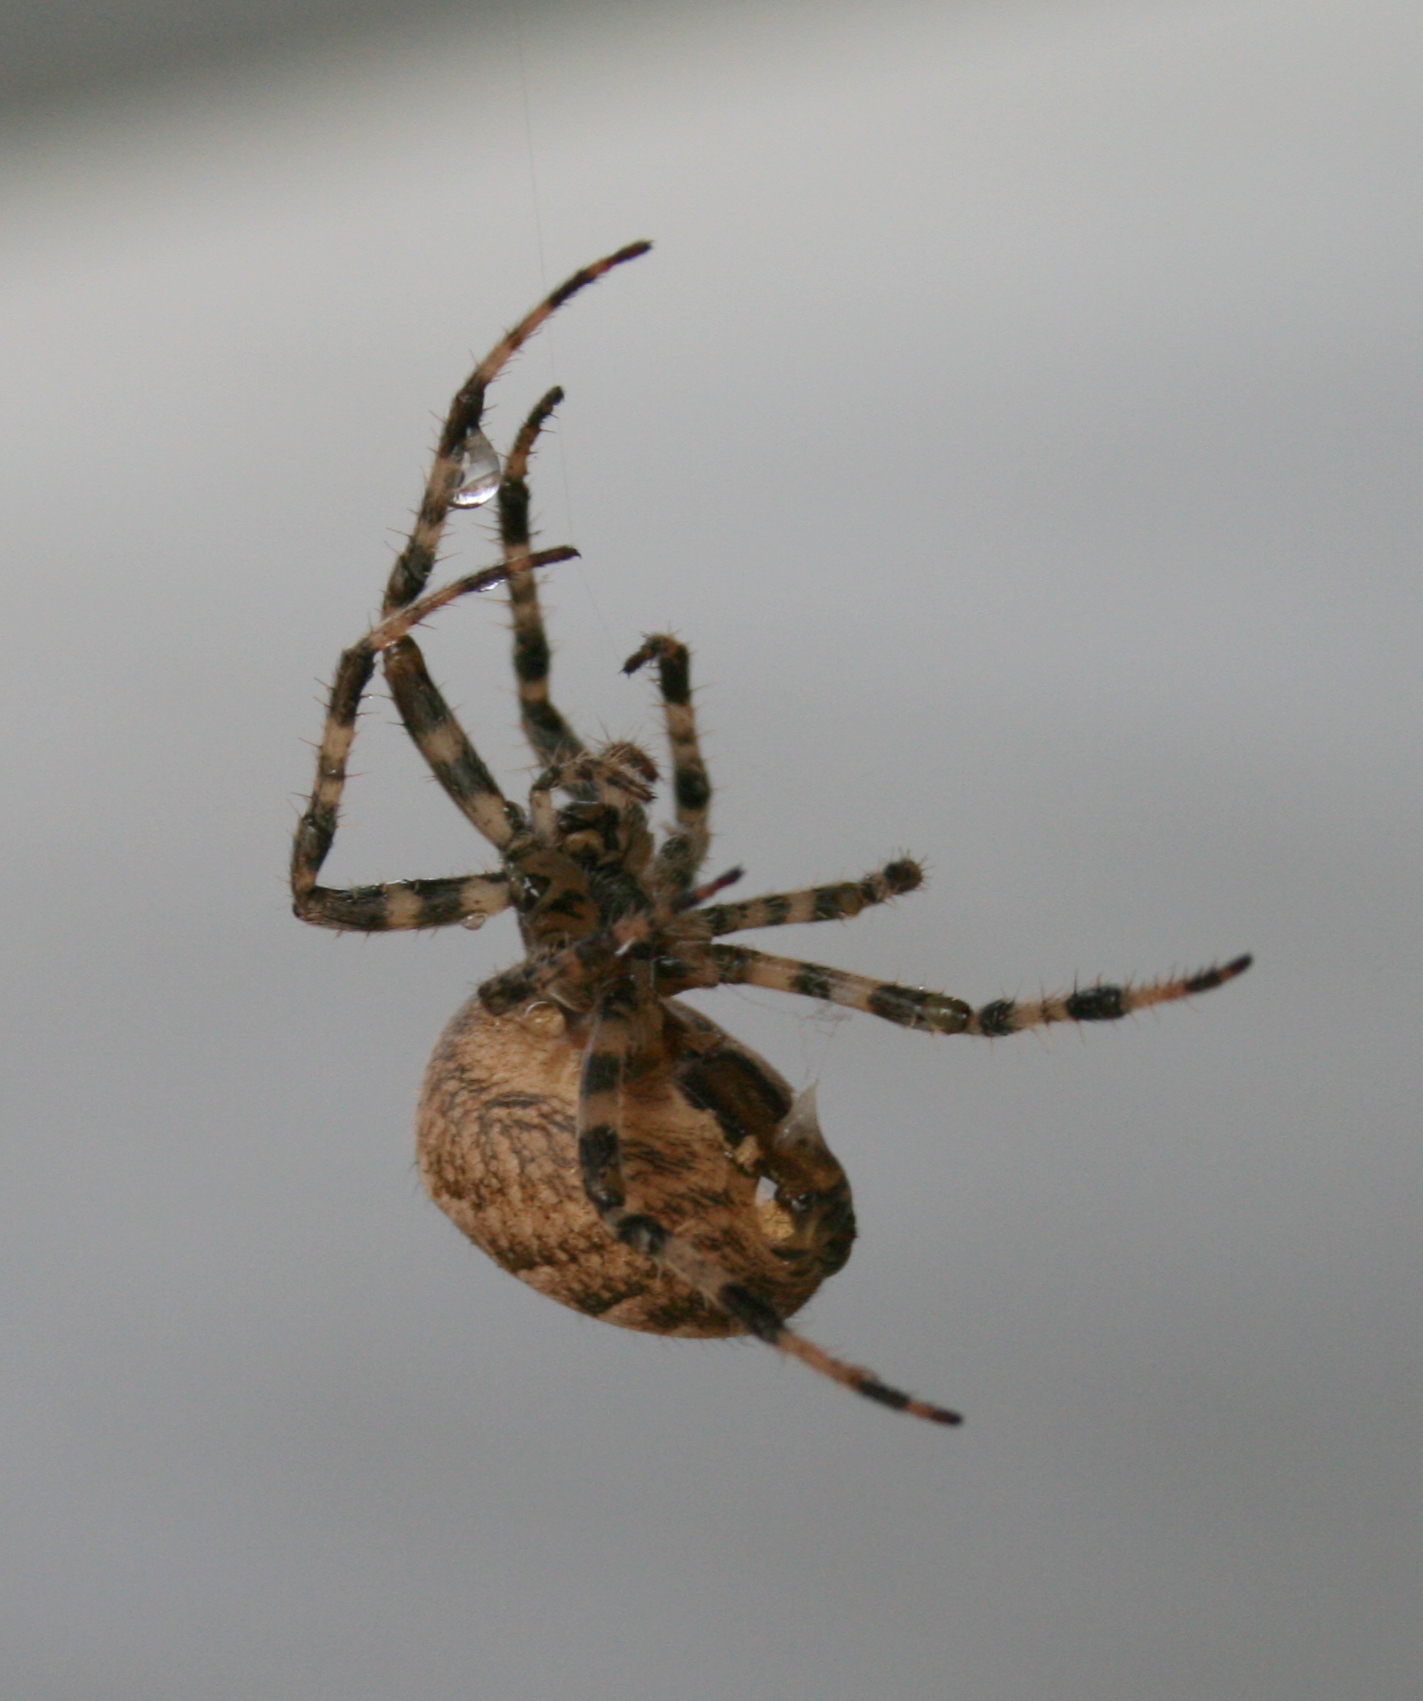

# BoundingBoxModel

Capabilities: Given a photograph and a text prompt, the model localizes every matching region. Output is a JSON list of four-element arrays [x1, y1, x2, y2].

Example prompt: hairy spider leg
[[291, 634, 512, 932], [382, 636, 520, 848], [701, 858, 926, 936], [380, 244, 650, 847], [382, 240, 651, 617], [500, 389, 585, 766], [378, 458, 546, 854], [292, 551, 576, 928], [368, 548, 578, 653], [576, 981, 960, 1426], [623, 635, 712, 893], [711, 944, 1254, 1035], [379, 538, 581, 852]]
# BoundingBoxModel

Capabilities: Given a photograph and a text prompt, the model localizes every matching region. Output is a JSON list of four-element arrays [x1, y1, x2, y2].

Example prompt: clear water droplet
[[450, 430, 501, 508]]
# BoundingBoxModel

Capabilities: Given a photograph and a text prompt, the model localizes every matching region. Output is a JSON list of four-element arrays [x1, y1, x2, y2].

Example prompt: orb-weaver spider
[[291, 241, 1249, 1426]]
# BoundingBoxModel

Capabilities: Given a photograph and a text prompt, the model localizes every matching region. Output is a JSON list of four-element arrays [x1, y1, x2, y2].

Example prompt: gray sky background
[[3, 3, 1420, 1697]]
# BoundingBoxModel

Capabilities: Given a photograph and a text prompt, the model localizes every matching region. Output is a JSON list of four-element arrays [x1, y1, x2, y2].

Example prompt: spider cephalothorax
[[291, 242, 1250, 1426]]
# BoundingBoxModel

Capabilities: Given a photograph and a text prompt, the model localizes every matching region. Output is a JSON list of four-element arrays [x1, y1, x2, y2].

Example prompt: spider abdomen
[[417, 994, 855, 1337]]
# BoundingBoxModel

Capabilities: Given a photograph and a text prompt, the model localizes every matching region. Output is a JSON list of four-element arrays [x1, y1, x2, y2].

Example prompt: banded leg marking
[[295, 873, 510, 933], [576, 986, 639, 1215], [623, 634, 711, 890], [377, 544, 576, 849], [958, 955, 1255, 1036], [721, 1286, 961, 1426], [379, 548, 575, 850], [712, 945, 1253, 1036], [383, 636, 517, 848], [290, 641, 512, 931], [702, 858, 924, 936], [501, 390, 585, 764], [577, 994, 960, 1427], [384, 241, 652, 615], [292, 640, 376, 915]]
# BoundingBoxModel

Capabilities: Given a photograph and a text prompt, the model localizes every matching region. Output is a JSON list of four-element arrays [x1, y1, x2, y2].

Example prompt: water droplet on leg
[[451, 430, 501, 508]]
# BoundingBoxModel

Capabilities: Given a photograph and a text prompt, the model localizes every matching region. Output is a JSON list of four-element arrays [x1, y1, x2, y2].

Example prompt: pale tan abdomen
[[416, 995, 855, 1336]]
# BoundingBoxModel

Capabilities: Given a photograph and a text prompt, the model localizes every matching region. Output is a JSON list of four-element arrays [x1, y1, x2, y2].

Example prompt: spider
[[291, 240, 1251, 1427]]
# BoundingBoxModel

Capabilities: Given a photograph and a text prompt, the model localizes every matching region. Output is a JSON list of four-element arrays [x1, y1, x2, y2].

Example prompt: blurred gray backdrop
[[3, 2, 1420, 1698]]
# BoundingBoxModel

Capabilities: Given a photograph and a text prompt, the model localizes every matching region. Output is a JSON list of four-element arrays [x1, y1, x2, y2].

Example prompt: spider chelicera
[[291, 240, 1250, 1427]]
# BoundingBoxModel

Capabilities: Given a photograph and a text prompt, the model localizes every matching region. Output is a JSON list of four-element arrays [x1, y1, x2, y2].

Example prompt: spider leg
[[368, 547, 578, 652], [577, 983, 960, 1426], [711, 944, 1252, 1034], [623, 635, 711, 892], [383, 241, 651, 616], [702, 858, 925, 936], [379, 545, 581, 847], [381, 635, 519, 848], [294, 552, 573, 915], [500, 390, 585, 765], [295, 873, 512, 933], [291, 638, 514, 931], [375, 243, 650, 839]]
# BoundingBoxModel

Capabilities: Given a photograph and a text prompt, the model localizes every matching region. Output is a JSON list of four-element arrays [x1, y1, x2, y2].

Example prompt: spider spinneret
[[291, 240, 1250, 1428]]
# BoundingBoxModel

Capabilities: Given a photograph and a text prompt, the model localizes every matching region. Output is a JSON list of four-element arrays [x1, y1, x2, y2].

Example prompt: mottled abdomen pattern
[[417, 997, 855, 1336]]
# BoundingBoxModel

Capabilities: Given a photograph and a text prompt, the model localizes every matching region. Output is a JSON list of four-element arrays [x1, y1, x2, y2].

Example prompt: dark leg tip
[[1184, 953, 1254, 996], [881, 858, 925, 895], [856, 1377, 964, 1426]]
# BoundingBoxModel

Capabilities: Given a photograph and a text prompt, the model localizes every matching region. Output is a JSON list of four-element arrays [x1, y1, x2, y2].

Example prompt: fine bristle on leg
[[711, 944, 1252, 1036], [291, 639, 376, 916], [962, 954, 1255, 1036]]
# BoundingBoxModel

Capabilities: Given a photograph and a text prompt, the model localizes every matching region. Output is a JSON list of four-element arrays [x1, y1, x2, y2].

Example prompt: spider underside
[[291, 241, 1250, 1427]]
